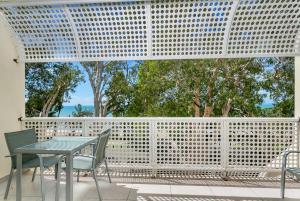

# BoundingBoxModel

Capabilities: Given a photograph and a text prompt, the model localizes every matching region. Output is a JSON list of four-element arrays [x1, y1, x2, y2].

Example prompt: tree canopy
[[25, 57, 295, 118], [25, 63, 83, 117], [111, 59, 264, 117], [72, 104, 93, 117], [105, 58, 294, 117]]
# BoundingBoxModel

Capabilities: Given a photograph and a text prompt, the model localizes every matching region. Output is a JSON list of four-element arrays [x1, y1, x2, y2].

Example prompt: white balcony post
[[295, 56, 300, 118], [294, 56, 300, 169]]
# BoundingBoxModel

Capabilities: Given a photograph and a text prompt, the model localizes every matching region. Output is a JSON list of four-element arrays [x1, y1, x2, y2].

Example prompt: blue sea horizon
[[57, 103, 274, 117], [58, 105, 94, 117]]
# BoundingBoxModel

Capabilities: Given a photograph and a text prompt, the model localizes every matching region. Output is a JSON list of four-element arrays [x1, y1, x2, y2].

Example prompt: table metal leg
[[55, 157, 62, 201], [66, 154, 73, 201], [16, 153, 22, 201], [39, 157, 45, 201]]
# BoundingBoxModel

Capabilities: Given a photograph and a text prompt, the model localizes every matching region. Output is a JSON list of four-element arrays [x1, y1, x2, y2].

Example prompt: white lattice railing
[[22, 117, 300, 178]]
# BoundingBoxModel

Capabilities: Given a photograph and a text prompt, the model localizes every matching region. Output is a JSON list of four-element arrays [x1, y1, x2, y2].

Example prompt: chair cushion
[[287, 168, 300, 175], [62, 156, 93, 170], [22, 155, 61, 169]]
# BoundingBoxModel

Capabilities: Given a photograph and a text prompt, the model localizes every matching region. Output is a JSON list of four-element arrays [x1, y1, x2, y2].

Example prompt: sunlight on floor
[[0, 172, 299, 201]]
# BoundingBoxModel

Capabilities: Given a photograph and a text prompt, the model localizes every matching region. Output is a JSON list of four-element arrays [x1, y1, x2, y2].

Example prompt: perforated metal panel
[[156, 120, 222, 169], [86, 119, 151, 168], [22, 117, 300, 179], [228, 0, 300, 56], [151, 1, 233, 57], [1, 0, 300, 62], [23, 119, 84, 140], [227, 119, 299, 170]]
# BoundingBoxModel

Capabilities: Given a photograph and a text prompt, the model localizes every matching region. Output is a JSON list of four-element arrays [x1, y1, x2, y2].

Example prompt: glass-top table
[[15, 136, 98, 201]]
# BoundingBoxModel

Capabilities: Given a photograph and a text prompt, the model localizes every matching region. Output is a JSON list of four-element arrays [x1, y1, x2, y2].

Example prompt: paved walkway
[[0, 172, 299, 201]]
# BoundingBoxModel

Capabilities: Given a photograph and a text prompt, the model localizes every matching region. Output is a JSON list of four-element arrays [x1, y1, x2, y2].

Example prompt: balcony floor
[[0, 171, 300, 201]]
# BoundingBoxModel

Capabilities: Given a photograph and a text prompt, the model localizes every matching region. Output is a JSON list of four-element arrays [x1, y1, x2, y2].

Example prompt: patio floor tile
[[0, 173, 299, 201]]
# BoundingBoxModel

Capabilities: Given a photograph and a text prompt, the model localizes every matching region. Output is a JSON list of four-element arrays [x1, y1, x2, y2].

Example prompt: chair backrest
[[4, 128, 38, 169], [93, 128, 111, 168]]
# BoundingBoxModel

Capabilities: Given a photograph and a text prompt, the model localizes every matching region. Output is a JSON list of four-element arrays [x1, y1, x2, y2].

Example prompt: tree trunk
[[203, 85, 213, 117], [222, 98, 232, 117], [41, 86, 61, 117], [94, 96, 100, 117], [203, 105, 213, 117], [193, 80, 201, 117]]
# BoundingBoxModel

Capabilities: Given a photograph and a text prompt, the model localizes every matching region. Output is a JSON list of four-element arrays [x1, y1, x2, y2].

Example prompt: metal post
[[92, 170, 102, 201], [220, 119, 229, 179], [66, 154, 73, 201], [31, 167, 37, 182], [55, 157, 61, 201], [16, 153, 22, 201], [4, 168, 13, 199], [295, 57, 300, 117], [281, 153, 287, 198], [39, 157, 45, 201], [297, 118, 300, 170], [150, 120, 157, 178]]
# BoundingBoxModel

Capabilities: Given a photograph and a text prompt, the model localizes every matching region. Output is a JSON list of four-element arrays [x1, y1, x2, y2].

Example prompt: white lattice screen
[[22, 117, 299, 178], [0, 0, 300, 62]]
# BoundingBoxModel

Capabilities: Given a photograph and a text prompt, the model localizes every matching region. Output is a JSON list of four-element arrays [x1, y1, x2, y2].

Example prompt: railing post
[[297, 118, 300, 169], [150, 119, 157, 178], [220, 118, 229, 179], [83, 118, 88, 137]]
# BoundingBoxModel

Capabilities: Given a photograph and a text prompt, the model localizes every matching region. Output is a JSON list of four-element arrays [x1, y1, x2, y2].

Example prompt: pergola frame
[[0, 0, 299, 63], [0, 1, 300, 194]]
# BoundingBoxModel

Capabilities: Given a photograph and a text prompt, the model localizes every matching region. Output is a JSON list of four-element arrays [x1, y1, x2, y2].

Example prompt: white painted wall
[[295, 57, 300, 118], [0, 15, 25, 178]]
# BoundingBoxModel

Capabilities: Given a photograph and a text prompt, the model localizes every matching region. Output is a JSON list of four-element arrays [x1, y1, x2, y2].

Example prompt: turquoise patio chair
[[281, 150, 300, 198], [63, 128, 112, 201], [4, 128, 61, 201]]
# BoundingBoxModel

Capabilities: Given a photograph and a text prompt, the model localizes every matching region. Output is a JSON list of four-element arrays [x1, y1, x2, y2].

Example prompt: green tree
[[72, 104, 93, 117], [124, 58, 265, 117], [25, 63, 83, 117], [81, 61, 136, 117], [262, 57, 294, 117], [106, 66, 138, 116]]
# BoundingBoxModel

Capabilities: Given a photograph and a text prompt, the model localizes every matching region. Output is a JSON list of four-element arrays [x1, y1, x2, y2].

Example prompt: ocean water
[[57, 103, 274, 117], [58, 105, 94, 117]]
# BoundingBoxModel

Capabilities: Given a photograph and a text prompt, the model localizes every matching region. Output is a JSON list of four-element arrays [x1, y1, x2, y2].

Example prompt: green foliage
[[72, 104, 93, 117], [25, 63, 84, 117], [81, 61, 134, 117], [120, 59, 265, 117], [25, 57, 294, 118], [261, 57, 294, 117]]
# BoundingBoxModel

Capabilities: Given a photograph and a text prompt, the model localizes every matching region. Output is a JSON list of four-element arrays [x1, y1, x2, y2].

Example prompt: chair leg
[[77, 170, 80, 182], [55, 164, 58, 180], [281, 167, 286, 198], [92, 170, 102, 201], [4, 168, 14, 200], [105, 159, 111, 183], [55, 159, 61, 201], [32, 167, 37, 182], [39, 157, 46, 201]]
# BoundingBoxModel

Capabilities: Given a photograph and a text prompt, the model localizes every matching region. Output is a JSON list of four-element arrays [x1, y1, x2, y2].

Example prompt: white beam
[[0, 0, 147, 6], [64, 6, 81, 60], [223, 0, 239, 56], [295, 56, 300, 118]]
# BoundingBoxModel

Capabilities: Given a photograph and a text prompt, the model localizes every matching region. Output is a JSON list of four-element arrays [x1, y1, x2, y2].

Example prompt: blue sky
[[64, 62, 94, 106], [64, 61, 138, 106]]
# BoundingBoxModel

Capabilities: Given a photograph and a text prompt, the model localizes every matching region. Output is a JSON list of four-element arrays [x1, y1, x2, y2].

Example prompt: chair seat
[[62, 156, 93, 170], [22, 155, 61, 169], [287, 168, 300, 175]]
